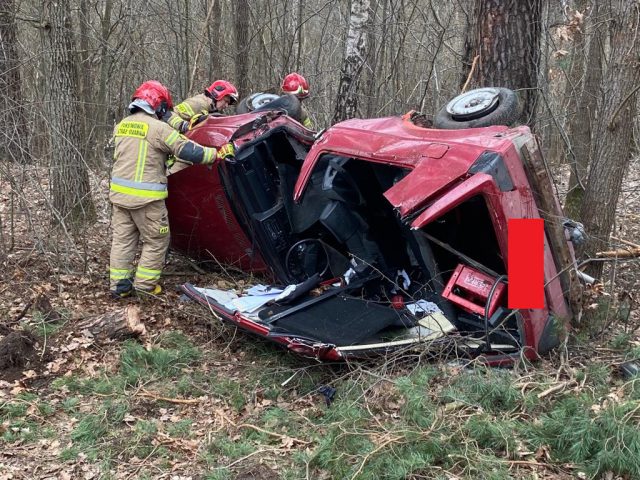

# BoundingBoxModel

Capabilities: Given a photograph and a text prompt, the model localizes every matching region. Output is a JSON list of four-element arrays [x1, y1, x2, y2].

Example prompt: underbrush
[[2, 319, 639, 478]]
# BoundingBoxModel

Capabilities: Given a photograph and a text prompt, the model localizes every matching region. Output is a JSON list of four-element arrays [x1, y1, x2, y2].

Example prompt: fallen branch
[[537, 381, 573, 399], [237, 423, 310, 445], [137, 389, 201, 405], [611, 236, 640, 249], [595, 247, 640, 258]]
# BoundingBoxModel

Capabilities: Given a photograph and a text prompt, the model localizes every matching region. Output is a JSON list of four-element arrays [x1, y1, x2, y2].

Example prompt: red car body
[[168, 110, 572, 363]]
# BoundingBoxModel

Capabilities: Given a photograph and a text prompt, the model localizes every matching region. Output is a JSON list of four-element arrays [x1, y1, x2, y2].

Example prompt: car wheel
[[253, 94, 303, 122], [236, 92, 281, 114], [433, 87, 520, 129]]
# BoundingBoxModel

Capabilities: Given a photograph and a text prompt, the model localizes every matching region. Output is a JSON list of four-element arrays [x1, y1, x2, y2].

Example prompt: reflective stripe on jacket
[[300, 105, 313, 129], [166, 93, 213, 132], [110, 111, 217, 208]]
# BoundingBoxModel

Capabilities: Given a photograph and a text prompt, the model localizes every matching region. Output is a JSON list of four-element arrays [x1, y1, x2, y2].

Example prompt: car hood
[[294, 114, 529, 215]]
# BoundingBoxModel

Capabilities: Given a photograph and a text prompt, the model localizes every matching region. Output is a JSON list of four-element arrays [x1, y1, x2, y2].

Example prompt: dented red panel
[[294, 115, 519, 203], [384, 148, 485, 216]]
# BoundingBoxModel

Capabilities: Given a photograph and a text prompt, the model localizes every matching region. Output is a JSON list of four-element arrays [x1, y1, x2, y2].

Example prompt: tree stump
[[77, 305, 146, 344]]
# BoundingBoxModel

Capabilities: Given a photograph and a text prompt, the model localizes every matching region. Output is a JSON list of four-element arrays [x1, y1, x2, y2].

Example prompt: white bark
[[333, 0, 371, 124]]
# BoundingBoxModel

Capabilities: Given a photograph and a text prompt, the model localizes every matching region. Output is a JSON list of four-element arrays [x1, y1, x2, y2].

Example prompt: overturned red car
[[167, 88, 578, 363]]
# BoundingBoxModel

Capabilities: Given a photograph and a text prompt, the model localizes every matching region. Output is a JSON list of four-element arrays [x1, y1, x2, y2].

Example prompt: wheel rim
[[248, 93, 280, 110], [445, 88, 500, 121]]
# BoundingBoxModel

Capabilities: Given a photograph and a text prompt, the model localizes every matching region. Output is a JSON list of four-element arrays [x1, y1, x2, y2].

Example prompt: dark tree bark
[[42, 0, 95, 229], [462, 0, 543, 125], [97, 0, 114, 160], [234, 0, 250, 97], [333, 0, 371, 124], [564, 2, 603, 219], [0, 0, 30, 163], [207, 0, 222, 81], [579, 0, 640, 278]]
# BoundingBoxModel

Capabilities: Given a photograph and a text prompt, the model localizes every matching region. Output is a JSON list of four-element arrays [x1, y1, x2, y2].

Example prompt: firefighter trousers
[[109, 201, 170, 292]]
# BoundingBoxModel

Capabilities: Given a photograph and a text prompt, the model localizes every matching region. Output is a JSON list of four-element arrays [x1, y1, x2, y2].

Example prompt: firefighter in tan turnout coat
[[165, 80, 239, 133], [109, 80, 234, 297]]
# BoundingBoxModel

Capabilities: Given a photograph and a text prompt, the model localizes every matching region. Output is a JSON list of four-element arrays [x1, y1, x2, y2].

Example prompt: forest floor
[[0, 157, 639, 480]]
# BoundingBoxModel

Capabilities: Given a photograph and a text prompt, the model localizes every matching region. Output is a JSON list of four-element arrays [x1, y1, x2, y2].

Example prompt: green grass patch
[[166, 419, 193, 438], [525, 395, 640, 478], [2, 419, 43, 443], [463, 414, 519, 456], [610, 332, 633, 350], [396, 367, 440, 428], [440, 369, 521, 413], [119, 332, 201, 386], [208, 377, 246, 411], [25, 309, 68, 338], [205, 433, 254, 461], [52, 371, 127, 396]]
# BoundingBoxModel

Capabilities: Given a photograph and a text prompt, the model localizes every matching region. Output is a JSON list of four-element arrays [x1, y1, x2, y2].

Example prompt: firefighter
[[281, 72, 313, 129], [165, 80, 239, 133], [109, 80, 235, 298]]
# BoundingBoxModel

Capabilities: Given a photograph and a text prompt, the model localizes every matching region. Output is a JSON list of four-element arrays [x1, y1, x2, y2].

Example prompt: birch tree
[[333, 0, 371, 124]]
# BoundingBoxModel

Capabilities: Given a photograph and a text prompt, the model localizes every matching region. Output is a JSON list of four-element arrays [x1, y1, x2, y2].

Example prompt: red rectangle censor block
[[508, 218, 544, 309]]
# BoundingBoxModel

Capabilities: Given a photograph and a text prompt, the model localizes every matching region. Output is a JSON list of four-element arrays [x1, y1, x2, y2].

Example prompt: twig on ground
[[611, 236, 640, 249], [237, 423, 310, 445], [537, 381, 574, 399], [11, 301, 32, 325], [137, 389, 201, 404], [350, 435, 404, 480]]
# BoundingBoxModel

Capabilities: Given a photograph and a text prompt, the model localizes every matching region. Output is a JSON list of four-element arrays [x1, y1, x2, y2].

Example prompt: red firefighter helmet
[[205, 80, 239, 104], [131, 80, 173, 112], [281, 73, 309, 99]]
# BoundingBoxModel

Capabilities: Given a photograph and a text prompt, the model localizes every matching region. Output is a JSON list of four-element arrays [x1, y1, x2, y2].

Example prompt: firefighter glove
[[216, 143, 235, 160], [188, 113, 208, 130]]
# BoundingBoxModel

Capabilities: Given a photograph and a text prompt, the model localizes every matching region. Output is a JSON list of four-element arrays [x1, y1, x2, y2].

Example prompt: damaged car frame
[[167, 88, 579, 364]]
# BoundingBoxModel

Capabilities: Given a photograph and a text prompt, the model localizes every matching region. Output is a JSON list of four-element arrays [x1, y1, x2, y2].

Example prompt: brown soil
[[234, 464, 280, 480], [0, 330, 42, 382]]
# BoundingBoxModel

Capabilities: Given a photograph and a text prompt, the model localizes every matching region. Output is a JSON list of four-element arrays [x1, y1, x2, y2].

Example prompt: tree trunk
[[579, 0, 640, 278], [234, 0, 250, 97], [77, 305, 146, 344], [295, 0, 304, 70], [0, 0, 30, 163], [207, 0, 222, 80], [462, 0, 543, 125], [564, 2, 603, 219], [333, 0, 371, 124], [42, 0, 95, 229], [97, 0, 114, 161]]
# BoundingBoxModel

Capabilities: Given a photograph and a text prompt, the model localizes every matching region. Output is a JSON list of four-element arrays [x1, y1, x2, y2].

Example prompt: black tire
[[433, 87, 520, 129], [253, 94, 303, 122], [236, 92, 281, 113], [236, 96, 252, 114]]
